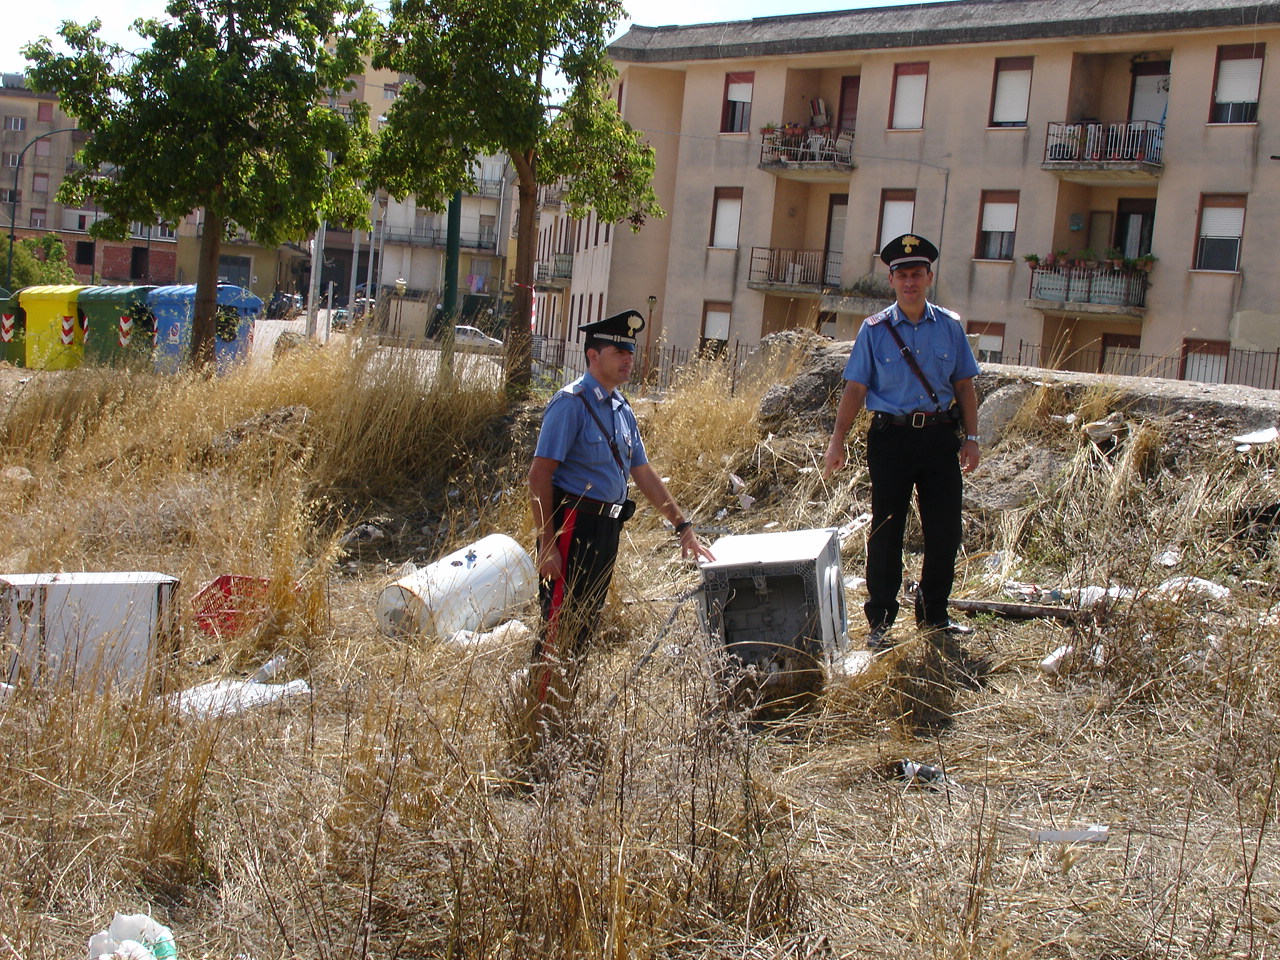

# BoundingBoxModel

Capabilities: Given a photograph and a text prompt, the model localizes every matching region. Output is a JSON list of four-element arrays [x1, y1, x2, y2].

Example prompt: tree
[[1, 236, 77, 291], [23, 0, 378, 367], [373, 0, 662, 396]]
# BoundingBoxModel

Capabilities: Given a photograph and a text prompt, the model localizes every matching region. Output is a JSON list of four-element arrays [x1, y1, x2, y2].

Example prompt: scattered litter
[[738, 492, 756, 511], [1039, 643, 1105, 675], [1033, 824, 1109, 844], [837, 512, 872, 547], [762, 521, 779, 529], [191, 575, 275, 639], [843, 575, 866, 591], [342, 522, 385, 544], [830, 649, 874, 677], [1234, 426, 1278, 445], [716, 508, 728, 520], [1157, 576, 1230, 601], [89, 913, 177, 960], [249, 654, 286, 684], [891, 759, 955, 790], [1075, 584, 1134, 610], [169, 678, 311, 720], [1049, 413, 1078, 425], [1003, 581, 1066, 603], [1154, 547, 1181, 567], [0, 681, 12, 699], [446, 619, 532, 647], [729, 473, 746, 493], [1083, 413, 1127, 441]]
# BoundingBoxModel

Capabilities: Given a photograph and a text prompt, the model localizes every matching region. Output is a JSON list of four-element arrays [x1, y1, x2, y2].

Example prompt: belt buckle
[[911, 411, 927, 428], [607, 502, 622, 519]]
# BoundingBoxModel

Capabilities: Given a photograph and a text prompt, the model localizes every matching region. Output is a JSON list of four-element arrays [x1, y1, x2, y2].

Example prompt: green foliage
[[22, 0, 380, 363], [1, 236, 77, 289]]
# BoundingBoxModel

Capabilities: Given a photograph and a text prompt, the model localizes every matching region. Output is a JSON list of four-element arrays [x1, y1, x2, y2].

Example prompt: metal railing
[[760, 128, 854, 166], [531, 334, 758, 395], [748, 246, 842, 289], [1043, 120, 1164, 165], [1027, 263, 1149, 308], [1015, 341, 1280, 389], [534, 252, 573, 283], [382, 226, 498, 251]]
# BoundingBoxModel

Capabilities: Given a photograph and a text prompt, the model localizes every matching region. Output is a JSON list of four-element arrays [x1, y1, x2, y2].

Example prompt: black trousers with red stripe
[[534, 496, 623, 667]]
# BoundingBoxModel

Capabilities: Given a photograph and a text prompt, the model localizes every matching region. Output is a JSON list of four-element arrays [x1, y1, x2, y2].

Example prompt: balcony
[[747, 247, 841, 296], [758, 126, 854, 182], [1041, 121, 1164, 184], [467, 177, 505, 198], [383, 226, 498, 253], [1025, 263, 1149, 320], [535, 252, 573, 288]]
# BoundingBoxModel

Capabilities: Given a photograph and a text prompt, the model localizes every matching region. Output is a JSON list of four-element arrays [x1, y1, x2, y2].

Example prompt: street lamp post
[[393, 276, 406, 338], [644, 294, 657, 381], [6, 127, 78, 291]]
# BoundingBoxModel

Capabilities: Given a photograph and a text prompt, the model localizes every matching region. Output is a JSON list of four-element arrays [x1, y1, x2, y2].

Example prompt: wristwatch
[[965, 435, 980, 443]]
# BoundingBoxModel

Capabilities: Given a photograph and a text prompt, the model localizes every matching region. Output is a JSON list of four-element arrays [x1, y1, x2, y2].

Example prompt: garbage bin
[[148, 284, 263, 373], [1, 290, 26, 367], [16, 285, 87, 370], [77, 285, 157, 369]]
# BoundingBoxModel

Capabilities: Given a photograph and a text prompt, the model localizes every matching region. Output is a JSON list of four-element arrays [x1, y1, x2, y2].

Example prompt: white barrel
[[376, 534, 537, 638]]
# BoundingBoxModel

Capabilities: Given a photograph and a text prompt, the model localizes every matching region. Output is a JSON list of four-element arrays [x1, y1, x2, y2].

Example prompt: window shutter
[[892, 73, 927, 128], [982, 201, 1018, 232], [992, 68, 1032, 124], [1216, 58, 1263, 103], [712, 196, 742, 248], [880, 200, 915, 248], [704, 308, 731, 340], [1201, 206, 1245, 237], [726, 81, 752, 103]]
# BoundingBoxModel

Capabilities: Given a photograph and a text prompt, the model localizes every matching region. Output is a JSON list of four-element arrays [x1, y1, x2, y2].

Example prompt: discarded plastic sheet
[[831, 648, 874, 677], [837, 512, 872, 547], [446, 619, 532, 647], [1233, 426, 1278, 445], [89, 913, 177, 960], [1039, 643, 1105, 675], [1157, 576, 1230, 601], [1076, 584, 1134, 610], [1033, 824, 1109, 844], [169, 678, 311, 720], [1154, 548, 1181, 568]]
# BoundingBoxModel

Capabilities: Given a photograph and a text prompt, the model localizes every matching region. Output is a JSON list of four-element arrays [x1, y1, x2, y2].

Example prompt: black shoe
[[919, 619, 974, 637], [867, 623, 894, 650]]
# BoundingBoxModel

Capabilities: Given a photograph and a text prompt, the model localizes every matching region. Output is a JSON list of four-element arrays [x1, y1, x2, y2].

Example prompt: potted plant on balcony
[[1023, 253, 1041, 270], [1105, 246, 1124, 269], [1134, 253, 1157, 272], [1076, 248, 1099, 268]]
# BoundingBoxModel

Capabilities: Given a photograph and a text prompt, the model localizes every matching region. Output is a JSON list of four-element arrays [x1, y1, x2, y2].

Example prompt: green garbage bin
[[78, 285, 156, 368], [17, 284, 88, 370], [1, 290, 25, 366]]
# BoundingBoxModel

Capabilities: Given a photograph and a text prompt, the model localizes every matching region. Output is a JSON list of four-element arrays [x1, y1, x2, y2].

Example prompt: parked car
[[453, 325, 503, 349]]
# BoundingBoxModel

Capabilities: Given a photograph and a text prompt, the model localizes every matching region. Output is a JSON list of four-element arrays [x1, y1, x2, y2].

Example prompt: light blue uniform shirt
[[843, 301, 980, 415], [534, 371, 649, 504]]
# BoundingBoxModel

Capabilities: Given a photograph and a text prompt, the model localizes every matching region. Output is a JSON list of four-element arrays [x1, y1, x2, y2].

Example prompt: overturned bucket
[[376, 534, 537, 639]]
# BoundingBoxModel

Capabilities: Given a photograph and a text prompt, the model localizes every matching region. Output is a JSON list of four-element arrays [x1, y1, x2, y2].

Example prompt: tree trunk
[[192, 208, 222, 370], [505, 150, 537, 398]]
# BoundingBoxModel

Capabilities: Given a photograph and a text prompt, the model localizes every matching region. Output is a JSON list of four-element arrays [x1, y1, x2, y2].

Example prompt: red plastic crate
[[191, 575, 273, 639]]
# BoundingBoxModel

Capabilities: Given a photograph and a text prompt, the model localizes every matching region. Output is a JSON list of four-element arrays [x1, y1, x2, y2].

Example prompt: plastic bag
[[88, 913, 177, 960]]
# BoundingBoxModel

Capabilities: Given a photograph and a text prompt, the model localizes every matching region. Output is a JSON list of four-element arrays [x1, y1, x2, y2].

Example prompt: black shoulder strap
[[882, 314, 944, 412], [578, 391, 628, 473]]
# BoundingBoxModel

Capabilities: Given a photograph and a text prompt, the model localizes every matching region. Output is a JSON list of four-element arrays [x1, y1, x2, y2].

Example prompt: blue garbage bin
[[147, 284, 262, 373]]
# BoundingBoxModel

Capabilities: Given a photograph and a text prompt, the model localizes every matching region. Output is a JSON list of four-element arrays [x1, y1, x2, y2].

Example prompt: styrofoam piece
[[168, 678, 311, 720], [1033, 824, 1109, 844], [1, 572, 179, 690], [1157, 576, 1230, 601], [446, 619, 532, 647], [376, 534, 536, 638]]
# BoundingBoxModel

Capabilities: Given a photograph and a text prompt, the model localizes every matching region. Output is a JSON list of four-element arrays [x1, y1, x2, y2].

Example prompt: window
[[34, 140, 51, 157], [721, 72, 753, 133], [30, 208, 46, 228], [37, 102, 53, 123], [838, 75, 860, 132], [976, 191, 1018, 260], [710, 187, 743, 249], [1211, 44, 1263, 123], [890, 63, 928, 129], [967, 321, 1005, 363], [4, 116, 26, 132], [1195, 195, 1245, 271], [1182, 339, 1228, 384], [218, 254, 252, 287], [156, 223, 176, 240], [1101, 333, 1142, 376], [0, 189, 13, 204], [32, 173, 49, 194], [76, 213, 92, 231], [3, 153, 17, 168], [75, 241, 94, 265], [990, 57, 1032, 127], [383, 84, 398, 100], [878, 189, 915, 251], [702, 301, 732, 344]]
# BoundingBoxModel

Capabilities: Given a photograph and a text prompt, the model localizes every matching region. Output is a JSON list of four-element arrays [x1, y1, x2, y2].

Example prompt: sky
[[3, 0, 927, 73]]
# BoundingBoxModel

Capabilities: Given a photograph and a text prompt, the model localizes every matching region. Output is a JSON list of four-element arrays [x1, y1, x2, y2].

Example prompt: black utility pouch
[[619, 498, 637, 522]]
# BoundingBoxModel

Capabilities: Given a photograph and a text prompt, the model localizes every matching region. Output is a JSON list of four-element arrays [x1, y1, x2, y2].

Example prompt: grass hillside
[[0, 339, 1277, 959]]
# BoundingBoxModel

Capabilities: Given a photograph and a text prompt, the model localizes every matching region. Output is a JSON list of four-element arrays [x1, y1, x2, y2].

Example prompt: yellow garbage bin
[[17, 285, 87, 370]]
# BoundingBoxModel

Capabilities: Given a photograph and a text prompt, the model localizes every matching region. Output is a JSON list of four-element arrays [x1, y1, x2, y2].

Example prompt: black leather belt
[[559, 492, 627, 519], [873, 409, 958, 428]]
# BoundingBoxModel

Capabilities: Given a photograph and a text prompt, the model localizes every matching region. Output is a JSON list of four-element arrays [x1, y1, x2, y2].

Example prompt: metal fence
[[1015, 341, 1280, 389], [531, 334, 759, 395]]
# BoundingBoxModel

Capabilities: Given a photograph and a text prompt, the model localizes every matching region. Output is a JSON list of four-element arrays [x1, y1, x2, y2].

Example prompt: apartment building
[[2, 72, 178, 287], [580, 0, 1280, 381]]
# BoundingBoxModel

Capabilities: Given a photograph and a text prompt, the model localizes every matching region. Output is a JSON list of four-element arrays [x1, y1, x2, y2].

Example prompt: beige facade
[[589, 0, 1280, 380]]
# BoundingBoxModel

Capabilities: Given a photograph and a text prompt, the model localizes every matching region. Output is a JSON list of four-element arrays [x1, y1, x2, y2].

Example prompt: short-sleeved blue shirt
[[843, 301, 981, 415], [533, 371, 649, 504]]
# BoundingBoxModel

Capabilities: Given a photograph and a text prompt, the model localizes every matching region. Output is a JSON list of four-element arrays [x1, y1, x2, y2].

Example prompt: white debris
[[249, 655, 286, 683], [1233, 426, 1279, 445], [1039, 644, 1105, 675], [1154, 547, 1181, 567], [831, 649, 875, 677], [738, 492, 756, 511], [89, 913, 176, 960], [1034, 824, 1109, 844], [446, 619, 532, 647], [1083, 413, 1127, 441], [1157, 576, 1230, 601], [1075, 584, 1134, 609], [729, 473, 746, 493], [843, 575, 867, 592], [837, 512, 872, 547], [168, 678, 311, 720]]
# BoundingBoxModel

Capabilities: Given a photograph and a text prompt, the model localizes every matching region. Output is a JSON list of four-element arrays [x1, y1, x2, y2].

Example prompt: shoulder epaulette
[[560, 380, 586, 395], [865, 306, 894, 327], [932, 304, 962, 323]]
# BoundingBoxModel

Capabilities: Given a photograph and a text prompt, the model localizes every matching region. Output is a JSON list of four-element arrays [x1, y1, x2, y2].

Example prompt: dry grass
[[2, 345, 1280, 959]]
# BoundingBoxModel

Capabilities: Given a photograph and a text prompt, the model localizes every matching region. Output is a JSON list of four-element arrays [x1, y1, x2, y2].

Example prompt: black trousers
[[864, 422, 964, 628], [534, 495, 622, 670]]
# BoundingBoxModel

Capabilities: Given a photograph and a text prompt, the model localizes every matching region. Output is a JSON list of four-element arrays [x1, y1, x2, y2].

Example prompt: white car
[[453, 325, 503, 348]]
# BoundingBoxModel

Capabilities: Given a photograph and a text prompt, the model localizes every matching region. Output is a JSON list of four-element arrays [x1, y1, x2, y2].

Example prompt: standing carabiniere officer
[[525, 309, 714, 746], [822, 234, 981, 649]]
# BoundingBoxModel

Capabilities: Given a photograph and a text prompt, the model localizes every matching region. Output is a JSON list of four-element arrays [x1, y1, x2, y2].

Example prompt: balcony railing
[[383, 226, 498, 251], [1043, 120, 1164, 165], [467, 177, 505, 198], [748, 246, 842, 291], [1027, 263, 1149, 309], [535, 252, 573, 283], [760, 127, 854, 167]]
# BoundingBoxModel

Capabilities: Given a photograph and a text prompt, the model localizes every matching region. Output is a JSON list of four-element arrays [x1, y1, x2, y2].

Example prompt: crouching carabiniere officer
[[524, 309, 714, 753], [822, 234, 981, 649]]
